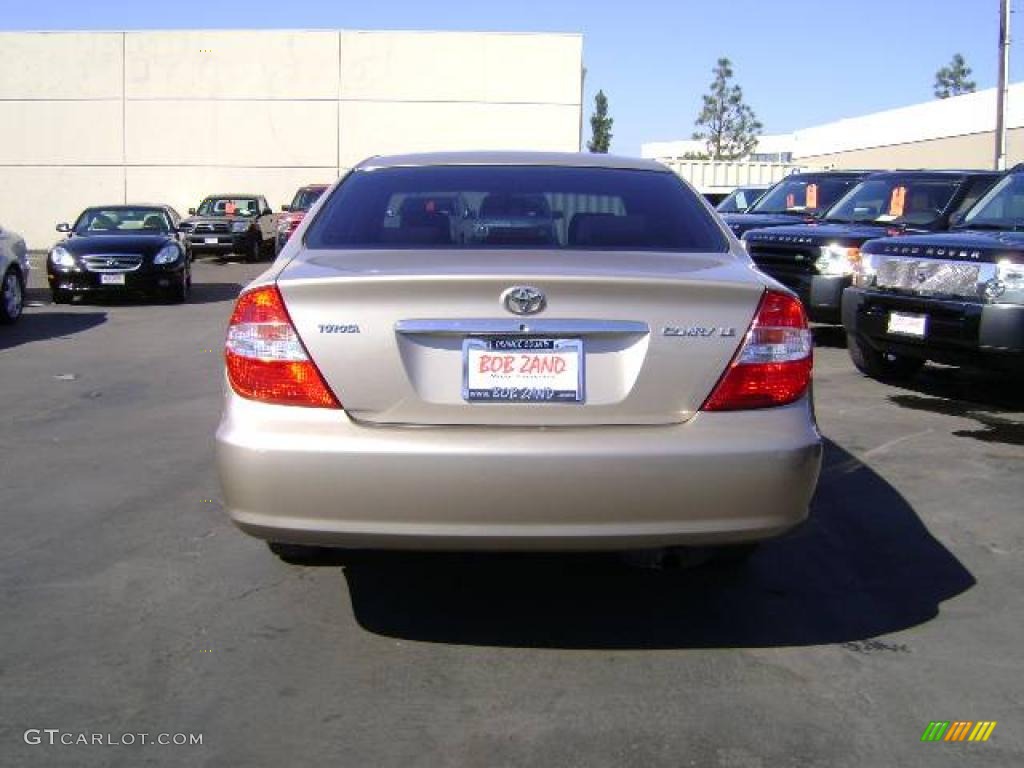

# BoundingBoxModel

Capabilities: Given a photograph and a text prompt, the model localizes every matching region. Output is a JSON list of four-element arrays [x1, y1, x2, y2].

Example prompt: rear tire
[[245, 237, 260, 263], [267, 541, 348, 565], [847, 333, 924, 381], [0, 267, 24, 323], [712, 542, 760, 566], [166, 272, 189, 304]]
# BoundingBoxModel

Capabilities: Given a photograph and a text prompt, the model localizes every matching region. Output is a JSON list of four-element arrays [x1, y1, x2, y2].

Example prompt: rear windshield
[[304, 166, 728, 252], [825, 177, 961, 227], [750, 176, 860, 216]]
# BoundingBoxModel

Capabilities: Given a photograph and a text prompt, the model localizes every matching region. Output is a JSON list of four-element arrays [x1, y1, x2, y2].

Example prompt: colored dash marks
[[921, 721, 997, 742]]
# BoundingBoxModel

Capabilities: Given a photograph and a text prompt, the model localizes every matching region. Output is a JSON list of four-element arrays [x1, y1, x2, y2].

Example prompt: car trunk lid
[[277, 249, 765, 426]]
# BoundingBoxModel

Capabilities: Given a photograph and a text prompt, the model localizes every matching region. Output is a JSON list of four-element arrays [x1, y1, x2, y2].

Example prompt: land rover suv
[[721, 171, 871, 238], [743, 170, 1000, 323], [842, 167, 1024, 379]]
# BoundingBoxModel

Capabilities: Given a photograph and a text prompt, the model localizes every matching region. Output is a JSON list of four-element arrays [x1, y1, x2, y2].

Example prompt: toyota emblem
[[502, 286, 546, 315]]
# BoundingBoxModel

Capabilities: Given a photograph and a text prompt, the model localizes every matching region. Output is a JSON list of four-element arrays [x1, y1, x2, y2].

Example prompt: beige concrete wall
[[797, 128, 1024, 170], [126, 167, 339, 223], [0, 29, 582, 249], [0, 167, 125, 251], [338, 101, 581, 168], [124, 31, 341, 100], [0, 32, 123, 99]]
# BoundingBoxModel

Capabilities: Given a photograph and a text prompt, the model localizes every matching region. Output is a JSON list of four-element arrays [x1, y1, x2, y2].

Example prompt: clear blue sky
[[5, 0, 1020, 156]]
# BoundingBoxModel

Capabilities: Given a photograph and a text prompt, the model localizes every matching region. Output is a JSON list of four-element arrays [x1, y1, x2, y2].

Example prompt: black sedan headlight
[[153, 244, 182, 265], [50, 246, 77, 270]]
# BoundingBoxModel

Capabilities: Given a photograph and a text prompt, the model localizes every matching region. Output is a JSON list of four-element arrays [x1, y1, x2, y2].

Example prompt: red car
[[276, 185, 329, 254]]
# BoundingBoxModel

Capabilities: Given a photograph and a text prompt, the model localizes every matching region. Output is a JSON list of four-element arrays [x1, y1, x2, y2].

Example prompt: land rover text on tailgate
[[215, 152, 823, 561], [743, 170, 999, 323], [721, 171, 870, 238], [843, 167, 1024, 379]]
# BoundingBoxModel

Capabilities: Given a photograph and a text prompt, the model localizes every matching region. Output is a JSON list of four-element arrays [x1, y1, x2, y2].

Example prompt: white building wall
[[643, 83, 1024, 177], [791, 83, 1024, 159], [0, 30, 583, 248]]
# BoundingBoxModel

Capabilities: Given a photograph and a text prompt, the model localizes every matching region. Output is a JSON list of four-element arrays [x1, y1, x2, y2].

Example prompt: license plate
[[100, 274, 126, 285], [463, 338, 583, 403], [204, 237, 219, 244], [887, 311, 927, 337]]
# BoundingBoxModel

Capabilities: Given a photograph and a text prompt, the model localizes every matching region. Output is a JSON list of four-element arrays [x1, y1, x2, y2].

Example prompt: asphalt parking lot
[[1, 256, 1022, 768]]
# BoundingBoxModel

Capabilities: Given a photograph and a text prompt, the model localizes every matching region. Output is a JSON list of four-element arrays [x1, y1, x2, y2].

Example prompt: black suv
[[721, 171, 871, 238], [179, 194, 277, 262], [743, 170, 1000, 323], [843, 167, 1024, 379]]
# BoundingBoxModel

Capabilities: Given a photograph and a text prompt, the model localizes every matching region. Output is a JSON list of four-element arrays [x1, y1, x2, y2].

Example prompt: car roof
[[784, 170, 873, 179], [355, 151, 670, 172], [82, 204, 171, 210], [863, 169, 999, 179], [201, 193, 263, 199]]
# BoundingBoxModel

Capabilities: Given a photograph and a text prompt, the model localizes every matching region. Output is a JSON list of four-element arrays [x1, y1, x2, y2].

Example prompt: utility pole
[[995, 0, 1011, 170]]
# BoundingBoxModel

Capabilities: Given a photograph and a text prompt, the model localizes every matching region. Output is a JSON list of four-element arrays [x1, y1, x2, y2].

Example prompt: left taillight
[[225, 284, 340, 409], [277, 213, 304, 236], [701, 290, 813, 411]]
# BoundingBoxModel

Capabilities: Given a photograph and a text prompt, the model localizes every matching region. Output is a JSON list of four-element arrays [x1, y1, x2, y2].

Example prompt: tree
[[587, 90, 613, 153], [934, 53, 977, 98], [692, 58, 762, 160]]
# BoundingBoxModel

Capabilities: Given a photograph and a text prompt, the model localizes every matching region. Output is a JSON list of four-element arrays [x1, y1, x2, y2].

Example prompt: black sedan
[[46, 205, 192, 303]]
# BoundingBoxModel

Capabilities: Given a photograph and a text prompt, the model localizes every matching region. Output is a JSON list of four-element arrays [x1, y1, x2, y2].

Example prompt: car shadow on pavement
[[332, 438, 975, 649], [811, 325, 847, 349], [886, 366, 1024, 446], [0, 309, 107, 351], [59, 282, 245, 307], [188, 281, 246, 304]]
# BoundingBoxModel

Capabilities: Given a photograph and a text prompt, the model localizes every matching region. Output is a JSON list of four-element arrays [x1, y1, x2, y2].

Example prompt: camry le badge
[[502, 286, 546, 316], [664, 326, 736, 338]]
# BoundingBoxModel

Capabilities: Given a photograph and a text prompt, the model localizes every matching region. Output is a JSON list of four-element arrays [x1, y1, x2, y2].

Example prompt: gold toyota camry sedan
[[215, 152, 822, 559]]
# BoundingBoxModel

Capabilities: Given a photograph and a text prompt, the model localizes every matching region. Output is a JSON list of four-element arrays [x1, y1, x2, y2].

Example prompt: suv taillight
[[701, 291, 812, 411], [225, 285, 340, 408]]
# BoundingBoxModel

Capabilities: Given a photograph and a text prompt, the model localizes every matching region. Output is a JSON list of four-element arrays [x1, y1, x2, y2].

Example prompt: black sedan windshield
[[826, 178, 960, 227], [750, 177, 859, 216], [197, 198, 260, 217], [73, 208, 171, 235], [963, 173, 1024, 230]]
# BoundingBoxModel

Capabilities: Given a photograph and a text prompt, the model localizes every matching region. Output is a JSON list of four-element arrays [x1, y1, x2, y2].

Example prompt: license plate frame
[[887, 311, 927, 338], [99, 274, 126, 286], [462, 337, 584, 404]]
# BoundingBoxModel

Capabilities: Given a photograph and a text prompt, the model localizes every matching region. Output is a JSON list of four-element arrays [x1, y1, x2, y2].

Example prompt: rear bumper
[[215, 393, 823, 551], [843, 287, 1024, 371]]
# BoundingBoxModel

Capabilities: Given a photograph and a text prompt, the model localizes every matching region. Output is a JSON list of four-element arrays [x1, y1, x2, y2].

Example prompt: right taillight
[[225, 284, 340, 409], [701, 290, 812, 411]]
